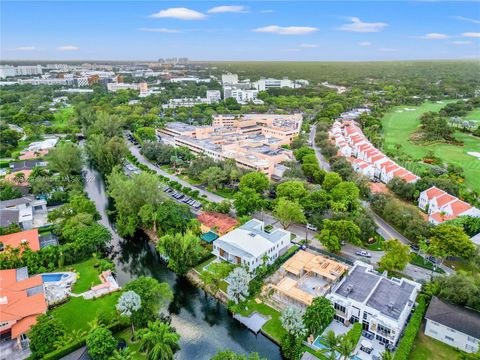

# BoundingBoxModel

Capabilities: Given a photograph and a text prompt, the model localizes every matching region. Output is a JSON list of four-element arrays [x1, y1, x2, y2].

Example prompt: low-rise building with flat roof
[[327, 261, 421, 346]]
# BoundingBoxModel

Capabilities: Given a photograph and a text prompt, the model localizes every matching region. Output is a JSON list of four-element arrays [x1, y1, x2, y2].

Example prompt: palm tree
[[110, 348, 137, 360], [337, 335, 356, 360], [320, 330, 340, 360], [137, 321, 180, 360], [88, 317, 103, 331], [13, 172, 26, 184], [381, 350, 393, 360]]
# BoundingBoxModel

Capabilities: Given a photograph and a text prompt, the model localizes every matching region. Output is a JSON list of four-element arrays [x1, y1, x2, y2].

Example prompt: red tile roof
[[435, 193, 457, 207], [425, 186, 446, 200], [0, 229, 40, 251], [197, 212, 239, 235], [447, 200, 472, 216]]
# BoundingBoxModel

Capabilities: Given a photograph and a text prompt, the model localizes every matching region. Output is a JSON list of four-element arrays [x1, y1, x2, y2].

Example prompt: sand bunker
[[404, 108, 416, 111], [468, 152, 480, 160], [396, 110, 404, 113]]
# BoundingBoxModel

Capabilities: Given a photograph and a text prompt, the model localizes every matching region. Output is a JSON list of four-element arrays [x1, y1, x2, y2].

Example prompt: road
[[309, 125, 330, 171], [253, 211, 443, 281], [129, 141, 452, 280], [128, 144, 225, 203]]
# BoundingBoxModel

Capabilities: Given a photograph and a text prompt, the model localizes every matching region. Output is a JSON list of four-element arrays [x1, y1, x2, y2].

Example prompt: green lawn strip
[[463, 107, 480, 122], [302, 345, 329, 360], [59, 258, 102, 293], [194, 256, 216, 273], [237, 299, 286, 343], [206, 187, 235, 199], [50, 292, 120, 332], [410, 254, 445, 273], [408, 327, 460, 360], [382, 101, 480, 192], [443, 258, 477, 272], [365, 235, 384, 251], [114, 328, 146, 360]]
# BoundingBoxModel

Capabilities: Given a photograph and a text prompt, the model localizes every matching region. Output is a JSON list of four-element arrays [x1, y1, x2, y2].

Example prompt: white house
[[425, 297, 480, 354], [327, 262, 421, 346], [212, 219, 291, 271]]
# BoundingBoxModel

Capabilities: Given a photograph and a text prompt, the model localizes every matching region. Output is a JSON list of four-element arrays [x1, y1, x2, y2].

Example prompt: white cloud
[[339, 17, 388, 33], [57, 45, 79, 51], [462, 32, 480, 38], [450, 40, 473, 45], [150, 7, 206, 20], [208, 5, 248, 13], [253, 25, 318, 35], [421, 33, 450, 39], [14, 46, 37, 51], [379, 48, 398, 52], [260, 10, 275, 14], [139, 28, 180, 33], [300, 43, 319, 48], [455, 16, 480, 24], [358, 41, 372, 46]]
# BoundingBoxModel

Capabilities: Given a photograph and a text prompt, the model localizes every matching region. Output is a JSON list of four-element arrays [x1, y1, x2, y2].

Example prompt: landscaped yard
[[409, 327, 460, 360], [464, 107, 480, 122], [114, 328, 146, 360], [59, 258, 102, 293], [382, 101, 480, 192], [50, 292, 120, 332], [237, 299, 286, 343]]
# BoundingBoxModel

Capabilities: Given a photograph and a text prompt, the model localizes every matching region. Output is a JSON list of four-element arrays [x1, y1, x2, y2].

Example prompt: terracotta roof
[[19, 150, 49, 161], [435, 193, 457, 207], [401, 173, 419, 183], [425, 186, 446, 200], [429, 211, 453, 223], [380, 161, 394, 169], [4, 170, 32, 187], [370, 154, 386, 163], [385, 164, 400, 174], [447, 200, 472, 216], [0, 268, 47, 337], [0, 229, 40, 251], [197, 212, 239, 235]]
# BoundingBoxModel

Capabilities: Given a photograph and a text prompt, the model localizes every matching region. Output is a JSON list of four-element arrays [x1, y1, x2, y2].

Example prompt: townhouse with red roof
[[418, 186, 480, 226]]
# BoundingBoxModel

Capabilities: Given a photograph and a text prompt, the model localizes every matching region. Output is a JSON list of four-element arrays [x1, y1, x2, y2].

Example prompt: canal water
[[83, 164, 282, 360]]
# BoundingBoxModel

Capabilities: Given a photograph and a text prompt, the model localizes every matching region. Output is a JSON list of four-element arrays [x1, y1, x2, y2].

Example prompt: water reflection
[[83, 165, 282, 360]]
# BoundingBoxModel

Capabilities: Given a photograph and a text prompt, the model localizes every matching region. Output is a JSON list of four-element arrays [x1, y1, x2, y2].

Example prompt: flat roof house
[[212, 219, 291, 271], [0, 267, 47, 350], [425, 297, 480, 354], [327, 262, 421, 346]]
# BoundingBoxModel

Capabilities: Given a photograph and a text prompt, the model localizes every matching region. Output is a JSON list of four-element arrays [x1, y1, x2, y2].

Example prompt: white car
[[306, 223, 318, 231], [356, 250, 372, 258]]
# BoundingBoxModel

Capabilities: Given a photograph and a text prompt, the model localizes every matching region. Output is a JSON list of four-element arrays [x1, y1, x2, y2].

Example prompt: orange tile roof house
[[197, 212, 239, 235], [0, 267, 47, 349], [0, 229, 40, 252]]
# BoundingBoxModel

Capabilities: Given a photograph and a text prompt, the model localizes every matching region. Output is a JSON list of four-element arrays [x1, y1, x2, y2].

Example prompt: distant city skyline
[[1, 1, 479, 61]]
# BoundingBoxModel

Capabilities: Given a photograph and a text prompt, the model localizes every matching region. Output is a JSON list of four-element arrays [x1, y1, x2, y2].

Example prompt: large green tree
[[303, 297, 335, 337], [379, 239, 412, 272], [273, 197, 306, 230], [276, 180, 308, 202], [137, 321, 180, 360], [238, 172, 269, 193], [47, 142, 83, 178], [233, 187, 263, 216], [28, 315, 66, 359], [316, 219, 361, 252], [86, 326, 117, 360], [427, 224, 475, 262], [157, 230, 203, 275]]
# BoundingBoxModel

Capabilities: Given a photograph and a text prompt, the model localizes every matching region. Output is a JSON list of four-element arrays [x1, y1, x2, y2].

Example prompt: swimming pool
[[42, 273, 69, 283], [312, 336, 341, 359]]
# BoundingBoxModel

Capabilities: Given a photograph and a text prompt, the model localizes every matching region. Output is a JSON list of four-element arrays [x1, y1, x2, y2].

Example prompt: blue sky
[[2, 1, 480, 61]]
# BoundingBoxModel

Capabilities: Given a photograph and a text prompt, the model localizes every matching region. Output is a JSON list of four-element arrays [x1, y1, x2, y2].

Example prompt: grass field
[[409, 327, 460, 360], [382, 101, 480, 192], [50, 292, 120, 332], [464, 107, 480, 122], [59, 258, 102, 294]]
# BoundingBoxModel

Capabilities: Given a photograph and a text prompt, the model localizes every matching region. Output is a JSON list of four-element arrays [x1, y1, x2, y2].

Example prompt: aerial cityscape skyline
[[2, 1, 480, 61]]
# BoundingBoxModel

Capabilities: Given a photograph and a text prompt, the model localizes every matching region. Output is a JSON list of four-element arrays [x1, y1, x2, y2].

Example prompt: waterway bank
[[83, 164, 282, 360]]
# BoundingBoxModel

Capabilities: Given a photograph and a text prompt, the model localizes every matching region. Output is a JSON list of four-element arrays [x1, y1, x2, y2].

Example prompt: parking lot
[[162, 185, 203, 212]]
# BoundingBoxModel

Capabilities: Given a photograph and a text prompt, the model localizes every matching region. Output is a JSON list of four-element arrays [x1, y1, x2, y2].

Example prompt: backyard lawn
[[464, 107, 480, 122], [50, 292, 120, 332], [382, 101, 480, 192], [114, 328, 146, 360], [59, 258, 102, 294], [409, 327, 460, 360], [237, 299, 286, 344]]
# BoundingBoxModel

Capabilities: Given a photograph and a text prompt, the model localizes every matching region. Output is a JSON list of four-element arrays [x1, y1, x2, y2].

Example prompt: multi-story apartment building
[[107, 82, 148, 92], [212, 219, 291, 271], [223, 87, 258, 104], [158, 114, 302, 178], [253, 77, 308, 91], [16, 65, 43, 76], [0, 65, 17, 79], [221, 73, 239, 85], [327, 262, 421, 346], [206, 90, 221, 103]]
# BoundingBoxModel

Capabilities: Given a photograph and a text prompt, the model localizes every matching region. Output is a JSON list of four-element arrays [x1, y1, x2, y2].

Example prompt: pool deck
[[233, 312, 270, 333]]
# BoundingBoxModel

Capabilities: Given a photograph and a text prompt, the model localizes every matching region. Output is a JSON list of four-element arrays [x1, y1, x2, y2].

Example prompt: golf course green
[[382, 101, 480, 193]]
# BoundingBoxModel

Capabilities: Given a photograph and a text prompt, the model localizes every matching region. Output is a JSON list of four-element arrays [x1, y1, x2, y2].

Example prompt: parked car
[[306, 223, 318, 231], [410, 244, 419, 251], [356, 250, 372, 258]]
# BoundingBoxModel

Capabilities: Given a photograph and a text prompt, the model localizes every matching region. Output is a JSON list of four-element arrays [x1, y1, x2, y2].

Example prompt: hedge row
[[43, 321, 128, 360], [393, 295, 427, 360]]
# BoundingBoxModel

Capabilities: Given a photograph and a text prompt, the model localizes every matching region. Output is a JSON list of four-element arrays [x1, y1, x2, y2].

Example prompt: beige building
[[157, 113, 302, 178], [268, 251, 348, 308]]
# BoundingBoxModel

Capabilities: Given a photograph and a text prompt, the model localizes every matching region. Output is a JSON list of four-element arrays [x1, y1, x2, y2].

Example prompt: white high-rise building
[[254, 77, 295, 91], [224, 87, 258, 104], [221, 73, 238, 85], [206, 90, 221, 103], [0, 66, 16, 79], [15, 65, 43, 76]]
